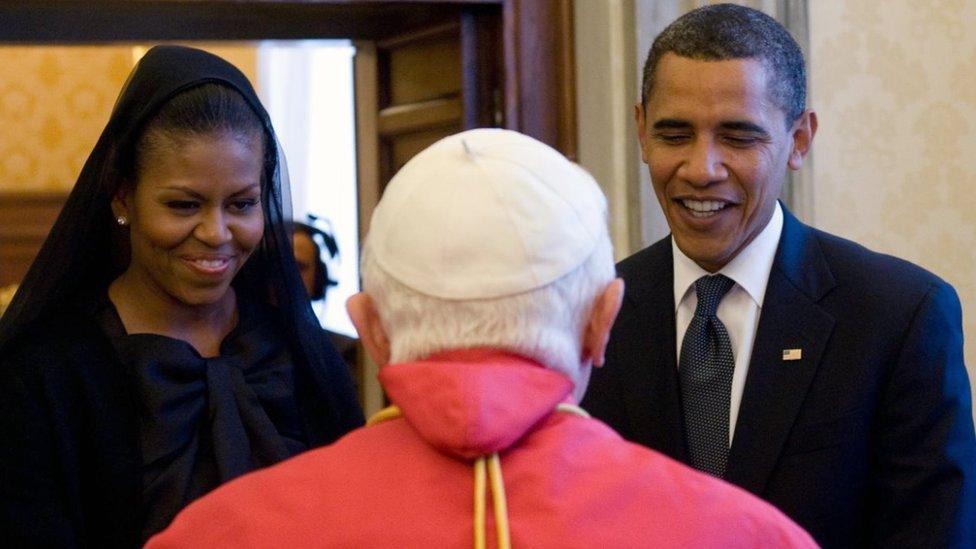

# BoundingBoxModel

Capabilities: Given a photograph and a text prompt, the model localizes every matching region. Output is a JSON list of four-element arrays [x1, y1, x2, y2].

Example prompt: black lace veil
[[0, 45, 363, 441]]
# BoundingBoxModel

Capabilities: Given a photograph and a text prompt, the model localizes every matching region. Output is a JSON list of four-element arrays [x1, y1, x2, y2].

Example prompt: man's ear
[[635, 103, 650, 164], [788, 109, 818, 171], [346, 292, 391, 367], [582, 278, 625, 367]]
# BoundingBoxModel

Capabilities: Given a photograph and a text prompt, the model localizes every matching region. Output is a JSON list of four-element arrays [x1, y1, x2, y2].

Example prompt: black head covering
[[0, 45, 363, 437]]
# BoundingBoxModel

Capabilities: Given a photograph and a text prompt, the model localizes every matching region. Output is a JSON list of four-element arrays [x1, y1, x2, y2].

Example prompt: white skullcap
[[368, 128, 608, 300]]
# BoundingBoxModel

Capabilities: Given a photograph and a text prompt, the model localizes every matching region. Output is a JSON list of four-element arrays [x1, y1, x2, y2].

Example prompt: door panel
[[376, 22, 466, 185]]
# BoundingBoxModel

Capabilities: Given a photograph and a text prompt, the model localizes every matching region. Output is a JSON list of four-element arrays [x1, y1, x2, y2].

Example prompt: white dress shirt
[[673, 202, 784, 444]]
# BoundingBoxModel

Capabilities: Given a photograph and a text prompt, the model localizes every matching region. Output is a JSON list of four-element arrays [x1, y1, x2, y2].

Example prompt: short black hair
[[641, 3, 806, 125]]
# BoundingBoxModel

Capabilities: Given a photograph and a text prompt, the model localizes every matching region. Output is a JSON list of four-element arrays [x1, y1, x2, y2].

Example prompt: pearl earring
[[116, 216, 128, 226]]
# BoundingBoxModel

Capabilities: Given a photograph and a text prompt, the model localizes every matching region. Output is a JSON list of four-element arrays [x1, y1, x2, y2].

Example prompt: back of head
[[362, 129, 614, 387], [642, 3, 806, 125]]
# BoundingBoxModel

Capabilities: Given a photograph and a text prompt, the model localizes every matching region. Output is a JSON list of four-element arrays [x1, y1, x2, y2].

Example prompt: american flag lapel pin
[[782, 348, 802, 361]]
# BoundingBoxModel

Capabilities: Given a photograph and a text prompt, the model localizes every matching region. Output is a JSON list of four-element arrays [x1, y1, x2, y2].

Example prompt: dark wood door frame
[[0, 0, 575, 158]]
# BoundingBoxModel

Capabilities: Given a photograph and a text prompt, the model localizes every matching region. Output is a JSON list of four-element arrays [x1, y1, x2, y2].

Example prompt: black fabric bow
[[109, 304, 306, 539]]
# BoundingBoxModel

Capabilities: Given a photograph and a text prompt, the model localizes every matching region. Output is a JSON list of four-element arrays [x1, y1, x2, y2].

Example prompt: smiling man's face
[[636, 53, 814, 272]]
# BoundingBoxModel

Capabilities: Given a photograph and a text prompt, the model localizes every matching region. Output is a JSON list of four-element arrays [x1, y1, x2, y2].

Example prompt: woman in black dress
[[0, 45, 364, 546]]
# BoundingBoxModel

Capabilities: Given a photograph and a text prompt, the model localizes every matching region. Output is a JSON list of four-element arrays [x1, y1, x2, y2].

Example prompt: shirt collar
[[673, 201, 784, 310]]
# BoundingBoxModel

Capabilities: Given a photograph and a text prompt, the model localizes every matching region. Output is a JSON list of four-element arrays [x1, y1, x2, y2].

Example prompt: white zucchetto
[[368, 128, 608, 300]]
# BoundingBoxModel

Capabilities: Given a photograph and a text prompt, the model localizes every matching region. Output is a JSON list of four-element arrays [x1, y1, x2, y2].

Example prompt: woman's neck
[[108, 270, 238, 357]]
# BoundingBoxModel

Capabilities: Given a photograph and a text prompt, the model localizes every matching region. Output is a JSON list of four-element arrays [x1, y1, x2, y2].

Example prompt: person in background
[[148, 128, 816, 548], [0, 45, 363, 547], [290, 220, 358, 373], [582, 4, 976, 547]]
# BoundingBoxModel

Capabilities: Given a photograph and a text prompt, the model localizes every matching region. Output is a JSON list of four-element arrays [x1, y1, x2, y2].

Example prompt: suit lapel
[[615, 239, 686, 460], [726, 207, 836, 495]]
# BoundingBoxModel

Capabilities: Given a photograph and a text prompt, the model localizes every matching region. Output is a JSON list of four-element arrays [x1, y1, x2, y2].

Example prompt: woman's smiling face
[[113, 131, 265, 309]]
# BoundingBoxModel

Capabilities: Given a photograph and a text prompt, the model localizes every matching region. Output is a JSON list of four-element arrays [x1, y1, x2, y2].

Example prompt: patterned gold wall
[[0, 44, 257, 193], [810, 1, 976, 406]]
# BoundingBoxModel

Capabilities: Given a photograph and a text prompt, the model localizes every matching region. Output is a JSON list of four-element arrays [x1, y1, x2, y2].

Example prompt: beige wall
[[809, 1, 976, 406], [574, 0, 642, 260], [0, 44, 257, 193]]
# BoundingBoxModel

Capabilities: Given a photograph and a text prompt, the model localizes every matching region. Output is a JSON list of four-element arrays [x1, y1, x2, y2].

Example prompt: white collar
[[673, 202, 784, 310]]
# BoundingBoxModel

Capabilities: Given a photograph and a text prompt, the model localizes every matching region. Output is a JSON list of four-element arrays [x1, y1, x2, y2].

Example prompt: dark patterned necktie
[[679, 274, 735, 477]]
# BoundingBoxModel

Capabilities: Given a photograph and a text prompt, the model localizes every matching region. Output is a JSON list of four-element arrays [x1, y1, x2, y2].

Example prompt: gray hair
[[360, 229, 615, 398], [641, 3, 806, 125]]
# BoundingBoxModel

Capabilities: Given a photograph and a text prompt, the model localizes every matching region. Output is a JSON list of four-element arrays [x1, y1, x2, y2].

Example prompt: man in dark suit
[[582, 4, 976, 547]]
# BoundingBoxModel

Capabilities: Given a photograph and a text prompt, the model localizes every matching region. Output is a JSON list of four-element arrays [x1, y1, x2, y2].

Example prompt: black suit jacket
[[583, 207, 976, 548]]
